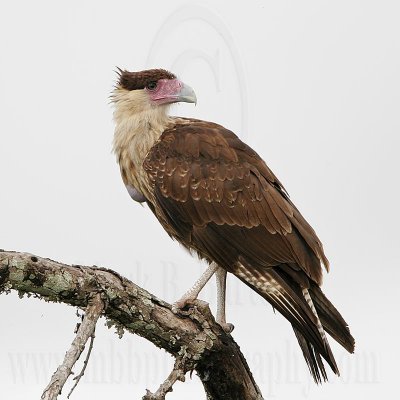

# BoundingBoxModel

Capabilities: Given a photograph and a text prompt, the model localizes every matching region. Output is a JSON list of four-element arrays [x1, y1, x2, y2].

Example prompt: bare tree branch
[[41, 293, 103, 400], [67, 333, 96, 399], [0, 250, 263, 400]]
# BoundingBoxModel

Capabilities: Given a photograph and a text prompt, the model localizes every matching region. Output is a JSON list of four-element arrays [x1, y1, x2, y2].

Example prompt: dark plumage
[[143, 118, 354, 381]]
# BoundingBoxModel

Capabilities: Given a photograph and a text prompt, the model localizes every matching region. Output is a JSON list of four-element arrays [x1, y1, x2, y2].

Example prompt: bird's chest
[[118, 140, 152, 198], [119, 149, 181, 239], [116, 124, 164, 204]]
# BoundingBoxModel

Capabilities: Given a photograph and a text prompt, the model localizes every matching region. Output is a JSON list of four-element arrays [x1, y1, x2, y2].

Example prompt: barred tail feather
[[235, 263, 340, 382], [302, 288, 328, 345], [309, 282, 355, 354]]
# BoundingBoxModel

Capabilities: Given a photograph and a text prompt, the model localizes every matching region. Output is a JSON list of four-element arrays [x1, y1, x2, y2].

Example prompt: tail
[[309, 281, 355, 354], [235, 263, 354, 383]]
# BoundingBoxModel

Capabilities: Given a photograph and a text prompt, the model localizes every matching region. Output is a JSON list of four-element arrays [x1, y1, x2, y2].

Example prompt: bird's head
[[112, 68, 197, 116]]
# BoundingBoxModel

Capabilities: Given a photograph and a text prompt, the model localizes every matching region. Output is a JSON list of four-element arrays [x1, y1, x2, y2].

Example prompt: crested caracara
[[111, 68, 355, 382]]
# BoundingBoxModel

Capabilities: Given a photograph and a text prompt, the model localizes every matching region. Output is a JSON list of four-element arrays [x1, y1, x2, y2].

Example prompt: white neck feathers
[[112, 87, 172, 159], [113, 106, 170, 154], [112, 88, 172, 193]]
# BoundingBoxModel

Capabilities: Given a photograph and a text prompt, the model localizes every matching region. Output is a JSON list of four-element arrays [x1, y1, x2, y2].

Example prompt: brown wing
[[144, 118, 328, 285], [143, 118, 354, 381]]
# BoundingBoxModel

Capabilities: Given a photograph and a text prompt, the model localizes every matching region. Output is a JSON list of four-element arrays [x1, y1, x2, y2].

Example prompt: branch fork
[[0, 250, 263, 400]]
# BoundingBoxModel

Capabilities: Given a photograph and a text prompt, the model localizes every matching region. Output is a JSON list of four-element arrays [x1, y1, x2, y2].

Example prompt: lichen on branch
[[0, 250, 263, 400]]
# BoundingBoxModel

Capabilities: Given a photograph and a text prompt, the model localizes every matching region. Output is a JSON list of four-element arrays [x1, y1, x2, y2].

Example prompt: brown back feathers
[[142, 117, 355, 381]]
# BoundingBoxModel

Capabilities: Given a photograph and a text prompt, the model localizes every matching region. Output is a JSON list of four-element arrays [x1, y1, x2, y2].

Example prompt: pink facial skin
[[146, 78, 183, 105]]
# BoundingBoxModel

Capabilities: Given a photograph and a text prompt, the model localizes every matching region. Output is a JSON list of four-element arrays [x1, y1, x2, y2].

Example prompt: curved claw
[[218, 321, 235, 334], [172, 297, 199, 314]]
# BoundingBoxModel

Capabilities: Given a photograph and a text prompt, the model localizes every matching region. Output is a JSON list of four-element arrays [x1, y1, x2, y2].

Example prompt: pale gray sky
[[1, 1, 399, 399]]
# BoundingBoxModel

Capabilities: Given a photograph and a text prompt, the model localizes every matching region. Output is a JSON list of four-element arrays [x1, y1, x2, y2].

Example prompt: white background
[[1, 1, 399, 399]]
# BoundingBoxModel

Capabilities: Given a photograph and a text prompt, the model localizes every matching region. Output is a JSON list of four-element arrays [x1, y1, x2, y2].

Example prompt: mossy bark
[[0, 250, 263, 400]]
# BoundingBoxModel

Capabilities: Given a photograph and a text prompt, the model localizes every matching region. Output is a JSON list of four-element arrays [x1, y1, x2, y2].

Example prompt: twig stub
[[143, 356, 187, 400]]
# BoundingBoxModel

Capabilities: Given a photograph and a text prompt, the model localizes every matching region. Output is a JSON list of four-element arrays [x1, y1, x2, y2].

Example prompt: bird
[[111, 68, 355, 383]]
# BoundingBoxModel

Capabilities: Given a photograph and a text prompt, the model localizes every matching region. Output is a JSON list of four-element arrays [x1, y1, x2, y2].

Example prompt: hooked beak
[[176, 82, 197, 104]]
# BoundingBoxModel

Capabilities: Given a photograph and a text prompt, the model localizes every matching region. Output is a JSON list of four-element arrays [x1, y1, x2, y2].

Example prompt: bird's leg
[[215, 267, 234, 333], [172, 262, 218, 312]]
